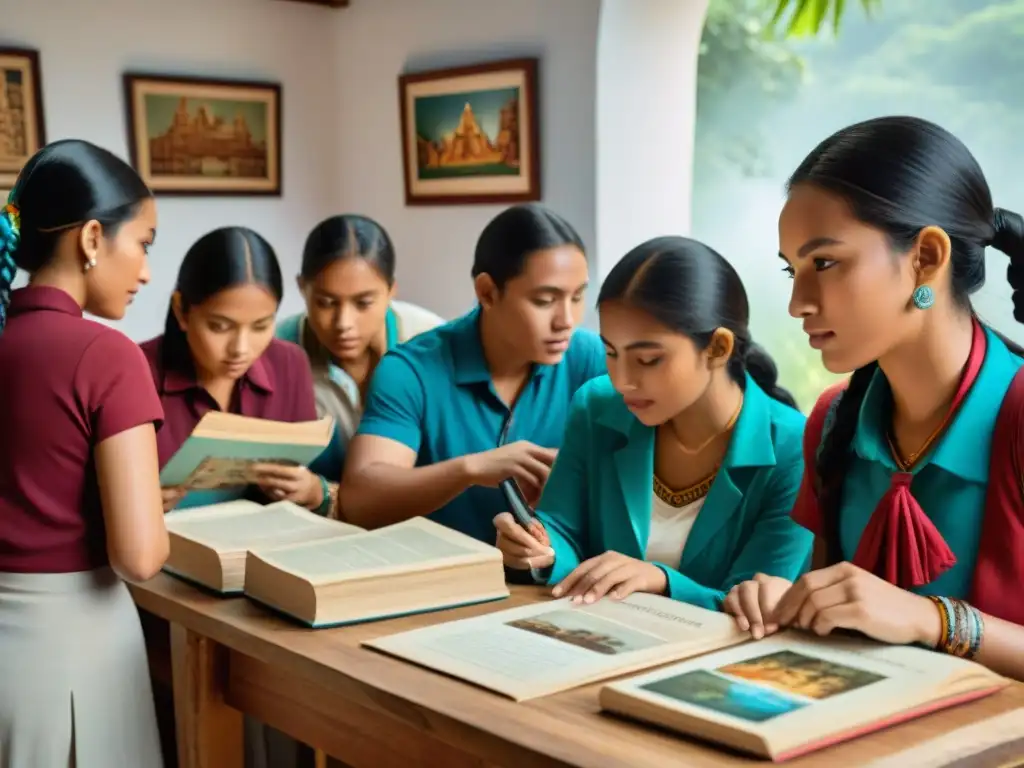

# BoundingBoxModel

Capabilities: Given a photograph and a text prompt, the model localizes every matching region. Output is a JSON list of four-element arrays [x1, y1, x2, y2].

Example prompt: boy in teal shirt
[[339, 204, 604, 543]]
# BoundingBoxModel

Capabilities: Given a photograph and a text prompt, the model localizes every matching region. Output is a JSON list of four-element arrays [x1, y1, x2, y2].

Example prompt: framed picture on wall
[[398, 57, 540, 206], [0, 47, 46, 196], [123, 73, 282, 196]]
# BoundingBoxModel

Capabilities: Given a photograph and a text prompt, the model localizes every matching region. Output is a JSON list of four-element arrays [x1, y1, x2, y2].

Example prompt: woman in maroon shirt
[[139, 226, 320, 768], [140, 226, 321, 515], [0, 141, 168, 767]]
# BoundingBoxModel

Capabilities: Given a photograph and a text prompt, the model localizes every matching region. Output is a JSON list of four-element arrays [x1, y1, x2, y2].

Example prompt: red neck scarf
[[797, 319, 1024, 624], [851, 321, 986, 588]]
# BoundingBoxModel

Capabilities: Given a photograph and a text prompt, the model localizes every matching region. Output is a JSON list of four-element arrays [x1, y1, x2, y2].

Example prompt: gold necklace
[[667, 395, 744, 455]]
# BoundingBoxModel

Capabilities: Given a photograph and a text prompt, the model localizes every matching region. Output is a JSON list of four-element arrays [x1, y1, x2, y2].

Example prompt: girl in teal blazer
[[494, 236, 812, 610]]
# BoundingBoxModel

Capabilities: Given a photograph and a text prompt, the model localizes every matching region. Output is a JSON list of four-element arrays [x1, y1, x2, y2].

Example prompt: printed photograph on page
[[185, 456, 299, 490], [640, 649, 886, 724]]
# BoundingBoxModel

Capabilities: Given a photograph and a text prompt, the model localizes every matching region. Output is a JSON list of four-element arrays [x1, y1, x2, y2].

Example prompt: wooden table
[[130, 574, 1024, 768]]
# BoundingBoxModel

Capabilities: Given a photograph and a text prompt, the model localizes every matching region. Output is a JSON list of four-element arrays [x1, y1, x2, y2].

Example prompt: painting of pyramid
[[414, 89, 521, 180], [399, 58, 539, 205]]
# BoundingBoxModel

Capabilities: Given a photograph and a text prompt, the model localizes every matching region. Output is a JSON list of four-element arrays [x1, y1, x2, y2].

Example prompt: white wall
[[595, 0, 709, 283], [2, 0, 340, 339], [329, 0, 601, 321], [5, 0, 712, 337]]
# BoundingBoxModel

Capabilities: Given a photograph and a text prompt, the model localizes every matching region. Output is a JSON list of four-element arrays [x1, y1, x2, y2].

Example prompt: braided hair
[[0, 197, 20, 331]]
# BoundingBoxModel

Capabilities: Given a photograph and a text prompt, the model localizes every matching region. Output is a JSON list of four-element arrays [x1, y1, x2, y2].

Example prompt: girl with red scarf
[[724, 116, 1024, 682]]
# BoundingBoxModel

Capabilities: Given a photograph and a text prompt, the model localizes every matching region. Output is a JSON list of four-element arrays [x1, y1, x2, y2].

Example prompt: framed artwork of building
[[398, 58, 540, 206], [0, 47, 46, 196], [123, 74, 282, 196]]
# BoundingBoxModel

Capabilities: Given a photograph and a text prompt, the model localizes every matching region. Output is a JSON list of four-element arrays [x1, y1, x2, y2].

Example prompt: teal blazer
[[536, 374, 812, 610]]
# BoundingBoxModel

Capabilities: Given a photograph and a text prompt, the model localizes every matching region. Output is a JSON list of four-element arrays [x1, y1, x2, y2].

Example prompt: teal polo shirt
[[837, 326, 1022, 598], [356, 306, 606, 542]]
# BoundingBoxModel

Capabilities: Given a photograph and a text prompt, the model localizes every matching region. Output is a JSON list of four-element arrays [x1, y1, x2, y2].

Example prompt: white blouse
[[645, 491, 704, 566]]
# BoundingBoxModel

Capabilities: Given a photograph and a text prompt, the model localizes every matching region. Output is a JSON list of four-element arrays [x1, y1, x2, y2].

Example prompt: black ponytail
[[814, 363, 877, 564], [598, 235, 798, 409], [788, 116, 1024, 564], [741, 341, 798, 409]]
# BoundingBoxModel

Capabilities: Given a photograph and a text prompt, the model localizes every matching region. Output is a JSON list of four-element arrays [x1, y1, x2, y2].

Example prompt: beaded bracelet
[[928, 596, 985, 660]]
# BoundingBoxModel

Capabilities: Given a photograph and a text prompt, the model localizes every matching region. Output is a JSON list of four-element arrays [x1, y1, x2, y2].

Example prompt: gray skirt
[[0, 568, 163, 768]]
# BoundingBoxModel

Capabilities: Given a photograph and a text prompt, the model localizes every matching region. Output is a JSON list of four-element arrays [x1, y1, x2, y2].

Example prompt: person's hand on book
[[162, 485, 186, 513], [771, 562, 942, 647], [551, 551, 667, 604], [493, 512, 553, 570], [465, 441, 557, 500], [252, 463, 323, 509], [723, 573, 792, 639]]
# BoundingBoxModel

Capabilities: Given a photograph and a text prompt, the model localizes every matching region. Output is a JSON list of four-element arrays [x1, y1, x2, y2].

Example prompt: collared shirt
[[139, 335, 318, 508], [355, 306, 606, 542], [0, 286, 164, 573], [276, 299, 444, 481], [838, 326, 1023, 598]]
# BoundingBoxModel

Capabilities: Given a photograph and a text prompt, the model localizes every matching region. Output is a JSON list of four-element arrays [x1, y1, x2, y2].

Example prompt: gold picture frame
[[123, 73, 282, 196]]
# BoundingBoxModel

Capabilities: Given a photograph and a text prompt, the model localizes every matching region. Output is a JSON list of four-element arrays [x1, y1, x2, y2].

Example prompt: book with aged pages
[[159, 411, 334, 491], [599, 632, 1009, 762], [363, 593, 749, 701], [163, 499, 358, 593], [243, 517, 510, 628]]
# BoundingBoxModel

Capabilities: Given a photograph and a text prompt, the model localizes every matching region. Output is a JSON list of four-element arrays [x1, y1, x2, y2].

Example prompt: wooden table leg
[[170, 622, 244, 768]]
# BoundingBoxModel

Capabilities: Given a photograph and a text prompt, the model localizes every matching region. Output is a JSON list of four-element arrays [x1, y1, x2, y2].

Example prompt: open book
[[599, 632, 1009, 762], [363, 593, 749, 701], [243, 517, 509, 628], [159, 411, 334, 491], [163, 499, 358, 593]]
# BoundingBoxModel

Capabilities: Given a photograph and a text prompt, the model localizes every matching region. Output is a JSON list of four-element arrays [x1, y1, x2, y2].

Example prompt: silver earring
[[83, 258, 96, 273]]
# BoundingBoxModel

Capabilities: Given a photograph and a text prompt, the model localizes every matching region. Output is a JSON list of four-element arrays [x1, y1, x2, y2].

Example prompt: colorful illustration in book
[[718, 651, 886, 700], [185, 457, 300, 490], [506, 609, 663, 656], [642, 669, 808, 723], [641, 651, 886, 723]]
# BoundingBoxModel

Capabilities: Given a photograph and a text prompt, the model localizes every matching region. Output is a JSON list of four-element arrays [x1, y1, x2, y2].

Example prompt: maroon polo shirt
[[0, 286, 164, 573], [138, 335, 318, 468]]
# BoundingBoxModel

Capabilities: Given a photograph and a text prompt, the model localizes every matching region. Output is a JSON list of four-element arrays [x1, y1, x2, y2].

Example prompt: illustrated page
[[366, 593, 745, 699]]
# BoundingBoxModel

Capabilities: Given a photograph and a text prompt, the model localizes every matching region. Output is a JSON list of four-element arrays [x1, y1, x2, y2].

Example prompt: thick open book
[[599, 632, 1009, 762], [364, 593, 748, 700], [243, 517, 510, 628], [163, 499, 358, 593], [159, 411, 334, 491]]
